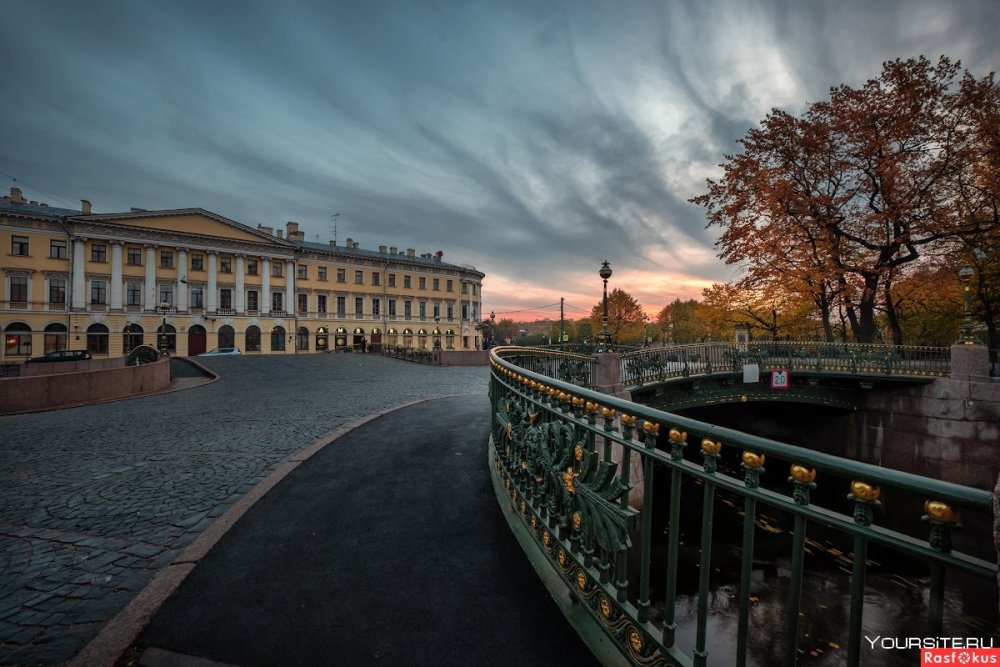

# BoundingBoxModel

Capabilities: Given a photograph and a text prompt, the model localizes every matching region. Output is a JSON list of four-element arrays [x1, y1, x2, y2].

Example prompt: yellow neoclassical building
[[1, 187, 485, 361]]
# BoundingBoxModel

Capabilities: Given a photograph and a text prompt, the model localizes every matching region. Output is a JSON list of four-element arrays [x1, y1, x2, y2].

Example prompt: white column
[[206, 251, 218, 313], [262, 258, 271, 313], [235, 255, 246, 313], [145, 245, 157, 310], [177, 248, 188, 312], [71, 237, 86, 310], [110, 242, 124, 310], [285, 260, 295, 315]]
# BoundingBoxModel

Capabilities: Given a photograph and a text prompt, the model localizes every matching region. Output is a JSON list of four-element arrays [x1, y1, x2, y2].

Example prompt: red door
[[188, 328, 207, 356]]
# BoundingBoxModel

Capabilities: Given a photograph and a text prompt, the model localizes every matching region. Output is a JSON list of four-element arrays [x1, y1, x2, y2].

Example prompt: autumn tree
[[700, 283, 819, 340], [590, 288, 647, 344], [492, 318, 519, 345], [654, 298, 713, 343], [692, 56, 999, 343]]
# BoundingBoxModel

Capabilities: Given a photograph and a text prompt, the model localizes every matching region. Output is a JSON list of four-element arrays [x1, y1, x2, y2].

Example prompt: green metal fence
[[489, 347, 996, 667], [621, 342, 952, 388]]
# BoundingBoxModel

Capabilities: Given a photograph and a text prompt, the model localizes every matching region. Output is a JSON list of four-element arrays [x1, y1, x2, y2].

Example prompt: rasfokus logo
[[863, 636, 1000, 665]]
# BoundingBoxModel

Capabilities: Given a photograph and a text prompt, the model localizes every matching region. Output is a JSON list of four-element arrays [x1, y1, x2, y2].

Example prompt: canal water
[[630, 402, 999, 666]]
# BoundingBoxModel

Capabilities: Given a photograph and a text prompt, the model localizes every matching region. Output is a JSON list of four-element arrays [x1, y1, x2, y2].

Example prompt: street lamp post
[[598, 260, 612, 352], [434, 315, 442, 350], [158, 301, 171, 354], [959, 267, 978, 344]]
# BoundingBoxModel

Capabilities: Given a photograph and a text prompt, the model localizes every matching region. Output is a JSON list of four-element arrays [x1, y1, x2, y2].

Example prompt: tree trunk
[[883, 282, 904, 346]]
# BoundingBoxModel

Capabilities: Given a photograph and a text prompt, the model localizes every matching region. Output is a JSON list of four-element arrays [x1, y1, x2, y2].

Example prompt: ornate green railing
[[489, 347, 996, 667], [377, 344, 436, 364], [621, 342, 951, 388], [492, 346, 595, 387]]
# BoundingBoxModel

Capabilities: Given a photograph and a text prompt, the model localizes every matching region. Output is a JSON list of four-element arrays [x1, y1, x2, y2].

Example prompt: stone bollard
[[592, 352, 631, 400]]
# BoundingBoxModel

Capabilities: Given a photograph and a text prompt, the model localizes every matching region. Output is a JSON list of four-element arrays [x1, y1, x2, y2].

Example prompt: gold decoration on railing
[[563, 467, 578, 494], [530, 515, 538, 530], [621, 414, 637, 428], [519, 499, 527, 514], [850, 481, 880, 501], [557, 547, 568, 566], [602, 407, 617, 419], [627, 627, 645, 653], [529, 412, 541, 426], [923, 500, 959, 525], [789, 464, 817, 483], [701, 438, 722, 454], [643, 421, 661, 436], [668, 428, 687, 443], [571, 511, 582, 530], [574, 444, 585, 461], [586, 401, 599, 413], [542, 531, 551, 547], [576, 570, 588, 590], [742, 451, 765, 468], [520, 460, 528, 470], [572, 397, 585, 408], [599, 594, 613, 620]]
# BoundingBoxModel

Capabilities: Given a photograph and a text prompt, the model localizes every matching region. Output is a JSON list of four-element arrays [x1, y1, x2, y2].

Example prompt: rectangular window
[[126, 282, 142, 306], [90, 280, 107, 304], [127, 247, 142, 265], [298, 265, 308, 280], [404, 275, 411, 289], [272, 262, 283, 277], [447, 304, 454, 320], [92, 244, 107, 262], [447, 280, 453, 292], [191, 287, 204, 308], [317, 294, 327, 314], [462, 283, 468, 294], [160, 251, 173, 268], [355, 297, 363, 316], [11, 236, 29, 256], [419, 302, 426, 318], [337, 296, 346, 316], [220, 257, 232, 273], [388, 300, 396, 317], [272, 292, 283, 311], [297, 293, 308, 314], [388, 274, 396, 288], [337, 268, 346, 283], [10, 276, 28, 302], [462, 304, 469, 319], [419, 277, 426, 290], [159, 284, 174, 306], [318, 267, 327, 281], [219, 288, 232, 309], [433, 304, 440, 318], [50, 239, 67, 259], [472, 284, 478, 295], [404, 300, 412, 318], [372, 272, 380, 286], [433, 278, 439, 291], [49, 278, 66, 305], [191, 253, 204, 270], [246, 259, 257, 275], [354, 270, 363, 285], [372, 298, 381, 316], [246, 290, 258, 311]]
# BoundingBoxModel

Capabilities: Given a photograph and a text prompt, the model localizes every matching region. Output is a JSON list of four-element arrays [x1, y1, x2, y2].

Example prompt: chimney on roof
[[257, 224, 274, 236], [389, 246, 397, 255], [435, 250, 443, 262], [329, 240, 337, 247], [276, 229, 283, 239], [10, 187, 24, 204], [379, 245, 387, 253], [406, 248, 415, 257], [345, 237, 353, 248], [81, 200, 92, 214], [285, 221, 305, 242]]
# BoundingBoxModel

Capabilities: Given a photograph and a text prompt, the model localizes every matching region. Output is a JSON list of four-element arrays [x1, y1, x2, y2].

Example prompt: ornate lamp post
[[958, 267, 977, 344], [158, 301, 171, 354], [598, 260, 612, 352]]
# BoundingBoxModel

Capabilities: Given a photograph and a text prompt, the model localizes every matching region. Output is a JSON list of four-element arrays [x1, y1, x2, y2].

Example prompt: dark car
[[26, 350, 92, 363]]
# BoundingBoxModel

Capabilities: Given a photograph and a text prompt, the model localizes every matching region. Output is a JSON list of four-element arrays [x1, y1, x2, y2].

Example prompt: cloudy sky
[[3, 1, 999, 321]]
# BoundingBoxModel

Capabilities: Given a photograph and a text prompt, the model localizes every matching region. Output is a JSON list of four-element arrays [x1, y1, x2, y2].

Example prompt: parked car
[[26, 350, 92, 363], [199, 347, 242, 356]]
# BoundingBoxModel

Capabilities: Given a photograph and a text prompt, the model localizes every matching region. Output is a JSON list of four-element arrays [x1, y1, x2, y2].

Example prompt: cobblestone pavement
[[0, 355, 488, 666]]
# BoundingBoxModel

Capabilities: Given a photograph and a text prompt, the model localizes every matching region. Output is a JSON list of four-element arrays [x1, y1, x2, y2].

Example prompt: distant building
[[1, 187, 484, 360]]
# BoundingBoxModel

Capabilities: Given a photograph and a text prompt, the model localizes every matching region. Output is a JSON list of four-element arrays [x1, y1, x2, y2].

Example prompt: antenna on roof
[[330, 212, 340, 245]]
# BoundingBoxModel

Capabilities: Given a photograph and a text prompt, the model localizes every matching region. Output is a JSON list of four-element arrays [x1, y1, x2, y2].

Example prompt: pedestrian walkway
[[130, 395, 599, 667]]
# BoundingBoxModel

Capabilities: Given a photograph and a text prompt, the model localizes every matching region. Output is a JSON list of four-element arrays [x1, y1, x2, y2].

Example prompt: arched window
[[387, 328, 398, 346], [335, 327, 347, 349], [245, 325, 261, 352], [315, 326, 329, 352], [4, 322, 32, 356], [445, 328, 455, 350], [156, 323, 177, 352], [122, 324, 144, 353], [271, 326, 286, 351], [296, 326, 309, 351], [87, 323, 109, 355], [402, 328, 413, 348], [44, 323, 68, 354], [218, 325, 235, 349], [417, 328, 428, 350]]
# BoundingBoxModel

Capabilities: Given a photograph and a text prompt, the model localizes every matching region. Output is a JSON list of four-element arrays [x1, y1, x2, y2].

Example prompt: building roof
[[0, 199, 82, 218], [292, 239, 483, 276]]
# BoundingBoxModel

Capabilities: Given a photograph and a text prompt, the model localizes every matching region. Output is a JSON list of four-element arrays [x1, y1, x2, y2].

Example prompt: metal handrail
[[489, 347, 995, 667]]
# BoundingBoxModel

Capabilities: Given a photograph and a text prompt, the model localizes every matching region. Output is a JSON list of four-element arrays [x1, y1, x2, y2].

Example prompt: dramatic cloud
[[2, 0, 998, 320]]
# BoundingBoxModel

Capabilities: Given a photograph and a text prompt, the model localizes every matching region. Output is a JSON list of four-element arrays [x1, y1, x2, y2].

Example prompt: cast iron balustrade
[[491, 346, 595, 387], [489, 346, 995, 667], [621, 342, 951, 388]]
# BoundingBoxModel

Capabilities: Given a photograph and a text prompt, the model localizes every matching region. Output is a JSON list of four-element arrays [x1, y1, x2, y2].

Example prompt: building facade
[[1, 188, 485, 361]]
